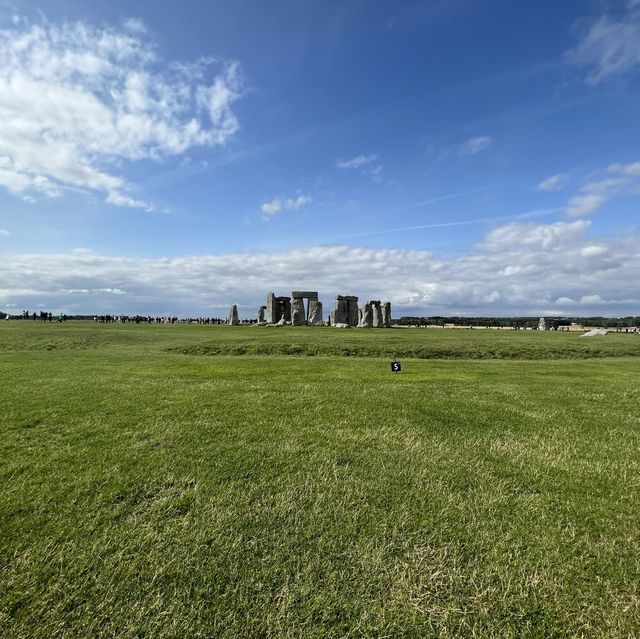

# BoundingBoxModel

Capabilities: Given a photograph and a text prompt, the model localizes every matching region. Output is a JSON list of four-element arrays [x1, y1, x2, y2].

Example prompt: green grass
[[1, 322, 639, 637]]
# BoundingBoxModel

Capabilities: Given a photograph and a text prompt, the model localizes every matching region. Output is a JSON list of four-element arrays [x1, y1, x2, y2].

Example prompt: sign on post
[[391, 360, 401, 373]]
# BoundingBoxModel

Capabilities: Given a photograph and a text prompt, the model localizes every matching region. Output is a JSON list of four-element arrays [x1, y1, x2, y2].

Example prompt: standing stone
[[228, 304, 240, 326], [360, 303, 373, 327], [328, 309, 335, 326], [347, 300, 359, 326], [382, 302, 392, 328], [280, 297, 292, 323], [370, 301, 383, 328], [538, 317, 547, 331], [257, 306, 266, 323], [308, 300, 323, 326], [335, 298, 349, 324], [291, 297, 306, 326], [267, 292, 279, 324]]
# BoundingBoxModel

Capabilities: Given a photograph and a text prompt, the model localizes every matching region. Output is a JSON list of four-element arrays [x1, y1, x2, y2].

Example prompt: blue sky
[[1, 0, 639, 317]]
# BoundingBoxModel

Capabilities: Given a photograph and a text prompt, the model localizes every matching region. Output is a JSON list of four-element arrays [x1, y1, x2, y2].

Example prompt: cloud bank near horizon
[[2, 220, 638, 317]]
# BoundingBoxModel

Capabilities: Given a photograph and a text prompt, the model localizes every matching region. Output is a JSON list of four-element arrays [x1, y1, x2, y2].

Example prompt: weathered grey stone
[[336, 295, 358, 302], [334, 323, 351, 329], [267, 292, 279, 324], [335, 298, 349, 324], [228, 304, 240, 326], [347, 300, 359, 326], [253, 321, 268, 327], [382, 302, 392, 328], [258, 305, 267, 323], [371, 301, 383, 328], [328, 309, 335, 326], [291, 291, 318, 301], [291, 297, 306, 326], [278, 297, 292, 323], [360, 303, 373, 327], [538, 317, 547, 331], [308, 300, 323, 326], [276, 316, 286, 326]]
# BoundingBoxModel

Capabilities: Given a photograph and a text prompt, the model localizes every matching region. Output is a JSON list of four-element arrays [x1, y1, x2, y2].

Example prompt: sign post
[[391, 359, 401, 373]]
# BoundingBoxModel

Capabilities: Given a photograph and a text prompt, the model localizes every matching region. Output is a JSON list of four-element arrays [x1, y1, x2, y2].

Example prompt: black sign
[[391, 361, 401, 373]]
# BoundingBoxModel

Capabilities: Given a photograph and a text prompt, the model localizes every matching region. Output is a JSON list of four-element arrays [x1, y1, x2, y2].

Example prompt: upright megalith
[[308, 300, 323, 325], [382, 302, 392, 327], [257, 306, 266, 323], [369, 301, 383, 328], [267, 292, 293, 324], [333, 295, 358, 326], [334, 297, 349, 324], [291, 297, 306, 326], [538, 317, 547, 331], [359, 302, 373, 327], [280, 297, 292, 323], [228, 304, 240, 326], [267, 292, 278, 324], [347, 299, 359, 327]]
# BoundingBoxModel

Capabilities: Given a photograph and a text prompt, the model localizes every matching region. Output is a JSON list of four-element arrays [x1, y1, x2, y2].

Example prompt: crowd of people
[[12, 311, 68, 322], [7, 312, 258, 325]]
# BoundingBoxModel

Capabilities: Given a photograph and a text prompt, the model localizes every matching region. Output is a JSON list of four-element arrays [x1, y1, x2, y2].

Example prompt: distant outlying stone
[[581, 328, 608, 337], [228, 305, 240, 326]]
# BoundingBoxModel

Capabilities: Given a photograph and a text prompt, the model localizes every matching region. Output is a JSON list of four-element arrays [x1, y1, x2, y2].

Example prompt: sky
[[0, 0, 639, 318]]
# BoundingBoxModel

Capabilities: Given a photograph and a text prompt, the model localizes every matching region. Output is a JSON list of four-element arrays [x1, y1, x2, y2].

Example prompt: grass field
[[1, 322, 639, 638]]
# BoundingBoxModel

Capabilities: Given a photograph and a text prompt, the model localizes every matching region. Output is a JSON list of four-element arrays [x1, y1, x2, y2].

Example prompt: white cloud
[[563, 164, 640, 217], [261, 194, 312, 216], [608, 161, 640, 176], [458, 136, 492, 156], [580, 294, 607, 305], [0, 229, 10, 236], [336, 154, 378, 169], [0, 18, 244, 209], [565, 193, 608, 217], [536, 174, 568, 192], [567, 5, 640, 84], [2, 220, 638, 316], [336, 154, 383, 180]]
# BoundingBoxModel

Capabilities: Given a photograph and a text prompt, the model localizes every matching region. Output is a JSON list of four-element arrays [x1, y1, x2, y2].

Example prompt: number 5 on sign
[[391, 360, 401, 373]]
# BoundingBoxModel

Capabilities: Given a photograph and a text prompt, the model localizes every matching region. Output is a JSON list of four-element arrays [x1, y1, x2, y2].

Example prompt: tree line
[[396, 316, 640, 329]]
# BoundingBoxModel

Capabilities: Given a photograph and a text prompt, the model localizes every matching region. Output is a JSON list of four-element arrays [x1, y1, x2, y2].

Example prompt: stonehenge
[[233, 291, 391, 328]]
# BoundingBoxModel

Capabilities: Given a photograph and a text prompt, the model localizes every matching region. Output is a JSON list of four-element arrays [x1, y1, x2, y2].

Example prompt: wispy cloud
[[564, 162, 640, 216], [336, 153, 383, 179], [0, 229, 10, 236], [395, 184, 497, 212], [261, 194, 312, 217], [321, 207, 562, 241], [457, 136, 493, 156], [0, 17, 244, 209], [536, 174, 568, 192], [567, 2, 640, 84]]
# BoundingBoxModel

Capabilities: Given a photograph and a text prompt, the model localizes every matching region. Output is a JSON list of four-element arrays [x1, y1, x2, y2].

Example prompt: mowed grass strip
[[1, 323, 639, 638]]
